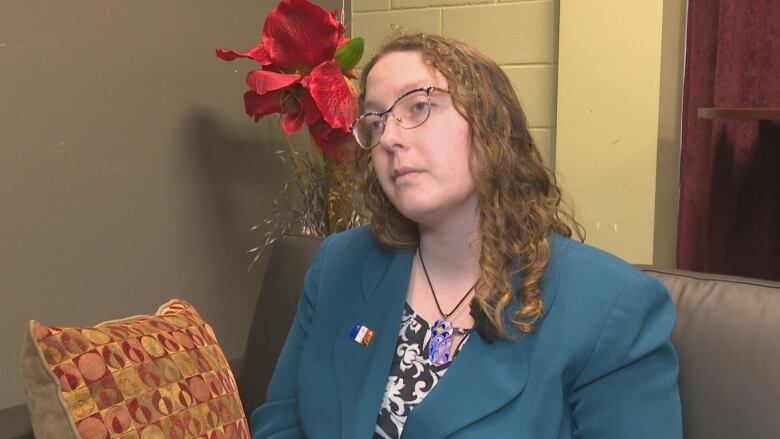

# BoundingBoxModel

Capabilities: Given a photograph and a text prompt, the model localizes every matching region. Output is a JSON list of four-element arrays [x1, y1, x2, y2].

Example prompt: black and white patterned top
[[373, 303, 471, 439]]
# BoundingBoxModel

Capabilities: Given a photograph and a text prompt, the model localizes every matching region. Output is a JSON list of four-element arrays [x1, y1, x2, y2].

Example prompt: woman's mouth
[[392, 168, 421, 182]]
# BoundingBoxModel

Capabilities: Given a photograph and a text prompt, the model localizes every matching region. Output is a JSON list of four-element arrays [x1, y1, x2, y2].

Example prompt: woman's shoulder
[[316, 225, 388, 266], [549, 233, 657, 286], [545, 234, 670, 311], [321, 224, 378, 251], [311, 225, 400, 291], [534, 235, 676, 372]]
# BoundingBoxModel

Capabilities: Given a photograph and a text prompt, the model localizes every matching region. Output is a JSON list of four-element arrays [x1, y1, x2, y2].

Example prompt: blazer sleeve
[[249, 236, 331, 439], [569, 274, 683, 439]]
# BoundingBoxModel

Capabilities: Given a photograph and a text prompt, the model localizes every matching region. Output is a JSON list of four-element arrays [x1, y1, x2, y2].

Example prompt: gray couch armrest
[[0, 403, 34, 439], [234, 234, 322, 415], [639, 265, 780, 439]]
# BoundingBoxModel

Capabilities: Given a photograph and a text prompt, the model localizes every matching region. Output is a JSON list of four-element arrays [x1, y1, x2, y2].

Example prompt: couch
[[2, 234, 779, 438]]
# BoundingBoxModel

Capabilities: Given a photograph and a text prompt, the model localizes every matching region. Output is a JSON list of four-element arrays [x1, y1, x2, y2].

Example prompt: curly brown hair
[[354, 32, 583, 338]]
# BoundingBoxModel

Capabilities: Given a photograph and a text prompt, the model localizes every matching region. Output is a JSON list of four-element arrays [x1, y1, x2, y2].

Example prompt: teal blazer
[[251, 226, 682, 438]]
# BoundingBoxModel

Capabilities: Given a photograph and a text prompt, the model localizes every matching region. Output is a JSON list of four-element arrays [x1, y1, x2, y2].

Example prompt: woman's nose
[[378, 114, 406, 152]]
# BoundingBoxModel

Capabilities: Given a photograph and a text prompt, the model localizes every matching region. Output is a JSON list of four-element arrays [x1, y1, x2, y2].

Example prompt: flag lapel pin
[[350, 324, 375, 347]]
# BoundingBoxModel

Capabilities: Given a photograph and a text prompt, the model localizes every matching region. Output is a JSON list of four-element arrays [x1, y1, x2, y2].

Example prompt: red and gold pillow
[[21, 300, 250, 439]]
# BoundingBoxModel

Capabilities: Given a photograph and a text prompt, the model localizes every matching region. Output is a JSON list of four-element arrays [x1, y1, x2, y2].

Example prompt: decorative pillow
[[21, 299, 250, 439]]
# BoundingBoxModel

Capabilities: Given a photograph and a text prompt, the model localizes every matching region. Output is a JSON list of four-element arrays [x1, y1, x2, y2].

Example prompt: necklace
[[418, 245, 476, 365]]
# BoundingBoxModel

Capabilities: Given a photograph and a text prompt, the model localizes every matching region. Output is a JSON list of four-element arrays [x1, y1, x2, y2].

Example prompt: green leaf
[[334, 37, 364, 72]]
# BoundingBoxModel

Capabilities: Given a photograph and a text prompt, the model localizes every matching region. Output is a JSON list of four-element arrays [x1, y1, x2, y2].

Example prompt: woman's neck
[[410, 219, 481, 329], [417, 219, 481, 281]]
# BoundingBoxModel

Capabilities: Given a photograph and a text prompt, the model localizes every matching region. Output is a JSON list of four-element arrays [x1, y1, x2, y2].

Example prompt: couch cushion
[[21, 300, 250, 439], [640, 266, 780, 439]]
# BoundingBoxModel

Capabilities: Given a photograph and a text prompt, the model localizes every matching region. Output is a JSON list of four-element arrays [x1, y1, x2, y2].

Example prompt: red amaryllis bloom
[[216, 0, 361, 161]]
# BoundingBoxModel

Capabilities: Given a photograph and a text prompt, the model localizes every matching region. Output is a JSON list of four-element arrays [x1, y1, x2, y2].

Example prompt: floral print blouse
[[373, 303, 471, 438]]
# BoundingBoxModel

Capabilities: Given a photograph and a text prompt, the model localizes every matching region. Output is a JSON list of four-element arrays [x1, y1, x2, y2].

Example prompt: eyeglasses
[[351, 86, 449, 150]]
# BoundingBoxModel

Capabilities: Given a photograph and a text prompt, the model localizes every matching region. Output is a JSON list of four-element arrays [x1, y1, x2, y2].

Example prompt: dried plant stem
[[246, 142, 366, 273], [283, 134, 310, 186]]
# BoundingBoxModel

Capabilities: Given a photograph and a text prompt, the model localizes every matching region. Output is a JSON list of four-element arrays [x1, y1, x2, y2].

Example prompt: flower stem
[[308, 140, 332, 233], [283, 134, 309, 185]]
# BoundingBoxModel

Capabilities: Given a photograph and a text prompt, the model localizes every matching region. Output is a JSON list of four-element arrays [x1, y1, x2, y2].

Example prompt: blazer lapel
[[401, 331, 529, 438], [332, 246, 414, 439]]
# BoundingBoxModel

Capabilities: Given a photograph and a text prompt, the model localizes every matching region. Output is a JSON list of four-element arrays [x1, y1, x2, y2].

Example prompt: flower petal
[[216, 44, 272, 65], [266, 87, 319, 135], [282, 113, 304, 135], [262, 0, 341, 70], [301, 92, 322, 126], [282, 111, 305, 135], [308, 119, 355, 162], [244, 90, 283, 121], [305, 60, 358, 131], [246, 70, 302, 94]]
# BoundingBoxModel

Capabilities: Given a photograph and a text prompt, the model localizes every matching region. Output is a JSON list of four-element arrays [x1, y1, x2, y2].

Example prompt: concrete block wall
[[352, 0, 559, 166]]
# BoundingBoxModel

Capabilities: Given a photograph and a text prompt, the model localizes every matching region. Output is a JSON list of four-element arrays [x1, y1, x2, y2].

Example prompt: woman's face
[[365, 51, 478, 228]]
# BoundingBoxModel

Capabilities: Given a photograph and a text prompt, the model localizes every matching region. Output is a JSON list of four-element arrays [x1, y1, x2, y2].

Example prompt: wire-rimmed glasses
[[351, 86, 448, 150]]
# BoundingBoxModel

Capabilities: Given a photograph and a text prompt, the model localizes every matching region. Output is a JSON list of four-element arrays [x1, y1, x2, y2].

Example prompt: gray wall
[[0, 0, 343, 410]]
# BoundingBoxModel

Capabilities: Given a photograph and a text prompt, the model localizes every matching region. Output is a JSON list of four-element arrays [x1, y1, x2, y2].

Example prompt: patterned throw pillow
[[21, 300, 250, 439]]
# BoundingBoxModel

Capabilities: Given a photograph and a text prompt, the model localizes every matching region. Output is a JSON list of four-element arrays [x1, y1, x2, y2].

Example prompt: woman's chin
[[394, 198, 480, 230], [395, 203, 451, 227], [393, 203, 434, 225]]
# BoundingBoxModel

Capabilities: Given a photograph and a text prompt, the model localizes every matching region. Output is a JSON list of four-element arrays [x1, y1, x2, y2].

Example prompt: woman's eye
[[369, 120, 384, 133], [411, 100, 430, 113]]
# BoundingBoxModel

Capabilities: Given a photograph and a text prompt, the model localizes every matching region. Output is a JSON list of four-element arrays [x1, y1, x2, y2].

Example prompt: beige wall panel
[[443, 1, 557, 65], [393, 0, 492, 9], [529, 128, 555, 167], [556, 0, 665, 263], [353, 9, 442, 66], [504, 65, 557, 128], [354, 0, 390, 12], [652, 0, 686, 267], [0, 0, 343, 410]]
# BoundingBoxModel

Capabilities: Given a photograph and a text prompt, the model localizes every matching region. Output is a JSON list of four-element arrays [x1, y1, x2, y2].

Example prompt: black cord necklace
[[418, 245, 476, 365]]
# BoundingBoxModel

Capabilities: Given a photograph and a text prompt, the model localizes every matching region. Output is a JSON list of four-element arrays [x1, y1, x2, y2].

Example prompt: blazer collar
[[360, 243, 410, 304]]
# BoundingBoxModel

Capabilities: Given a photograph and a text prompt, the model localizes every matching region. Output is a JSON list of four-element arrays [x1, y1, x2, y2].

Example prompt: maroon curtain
[[678, 0, 780, 281]]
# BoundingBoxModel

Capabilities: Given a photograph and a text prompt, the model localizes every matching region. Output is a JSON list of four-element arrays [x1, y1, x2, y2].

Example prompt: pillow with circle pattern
[[21, 299, 250, 439]]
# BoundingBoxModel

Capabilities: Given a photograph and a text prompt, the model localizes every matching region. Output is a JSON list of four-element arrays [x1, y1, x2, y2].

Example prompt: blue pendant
[[429, 319, 454, 365]]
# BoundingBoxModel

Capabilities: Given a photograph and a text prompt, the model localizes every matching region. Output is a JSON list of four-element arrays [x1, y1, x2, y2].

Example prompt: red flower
[[216, 0, 360, 161]]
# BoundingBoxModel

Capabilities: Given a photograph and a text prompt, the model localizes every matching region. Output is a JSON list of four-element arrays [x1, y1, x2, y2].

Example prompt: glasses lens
[[352, 88, 434, 150], [395, 90, 431, 129], [354, 115, 384, 149]]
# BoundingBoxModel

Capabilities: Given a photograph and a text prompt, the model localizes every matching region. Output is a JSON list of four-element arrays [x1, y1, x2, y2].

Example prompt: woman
[[252, 33, 682, 438]]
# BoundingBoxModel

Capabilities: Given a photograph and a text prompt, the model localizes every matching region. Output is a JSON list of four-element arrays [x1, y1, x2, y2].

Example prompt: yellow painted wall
[[556, 0, 684, 265], [352, 0, 560, 165]]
